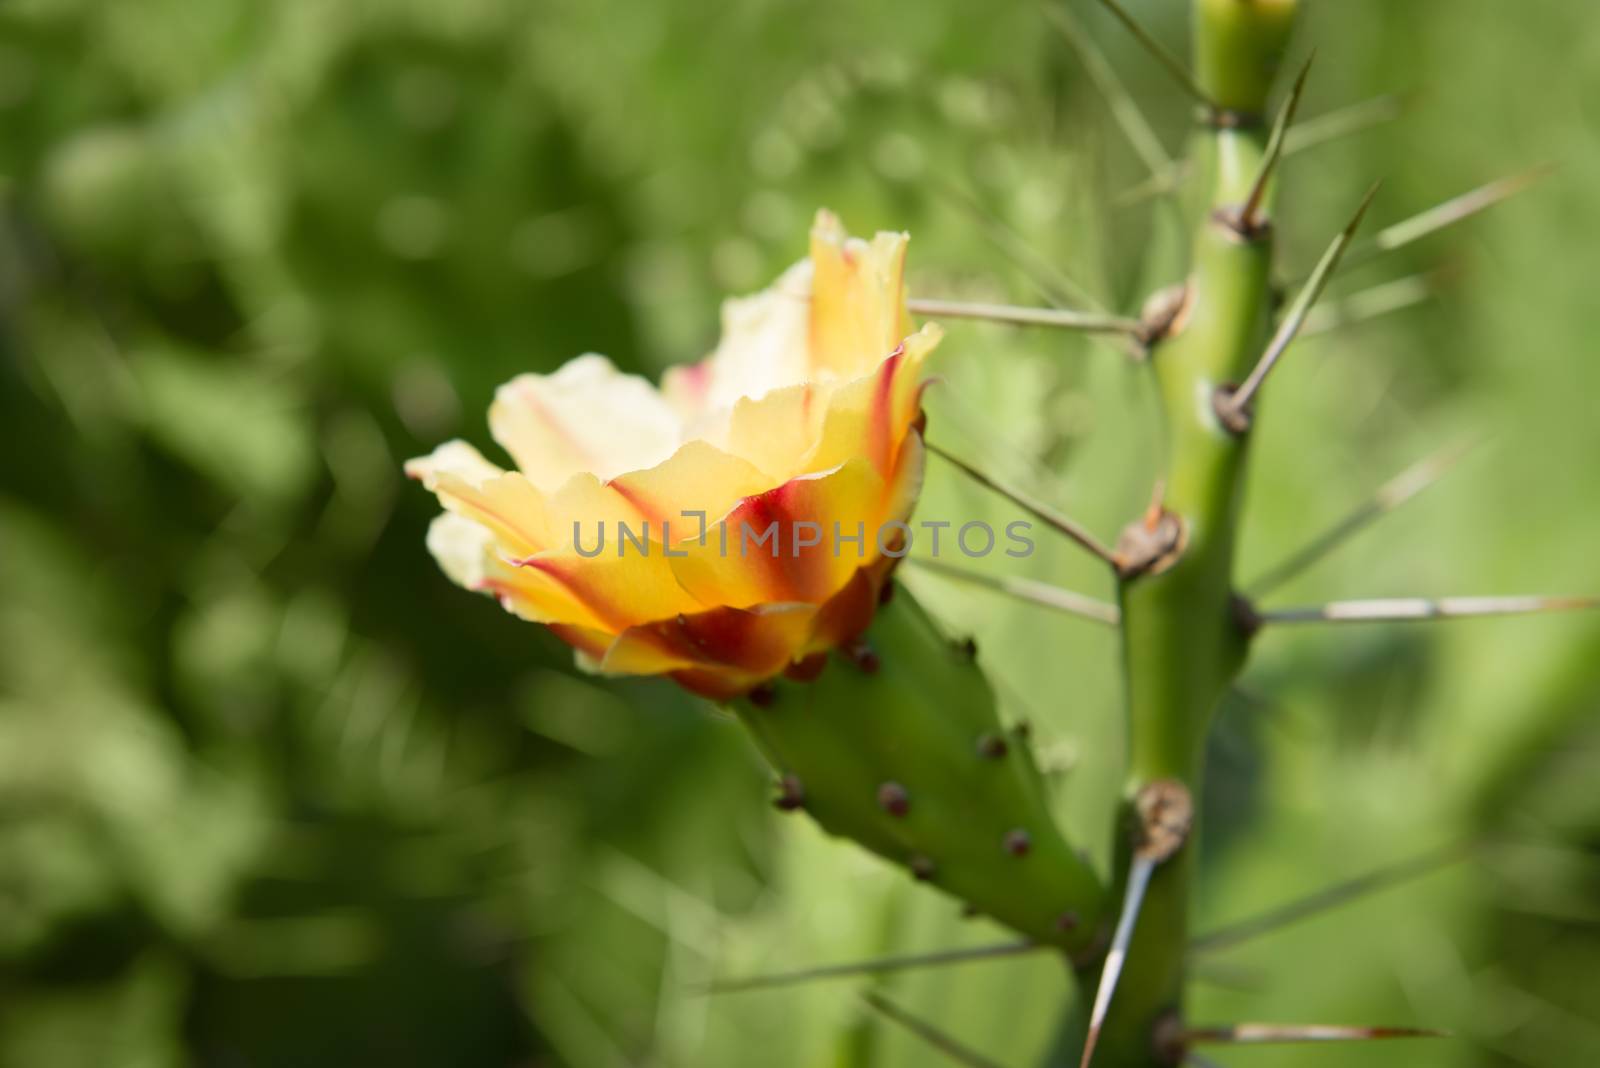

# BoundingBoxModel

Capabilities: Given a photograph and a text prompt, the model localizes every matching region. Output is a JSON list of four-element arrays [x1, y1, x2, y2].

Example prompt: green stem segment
[[734, 587, 1108, 958], [1192, 0, 1299, 118], [1087, 2, 1297, 1064]]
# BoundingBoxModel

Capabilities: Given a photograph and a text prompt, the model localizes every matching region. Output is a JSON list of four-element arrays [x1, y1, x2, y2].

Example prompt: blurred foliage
[[2, 0, 1599, 1066]]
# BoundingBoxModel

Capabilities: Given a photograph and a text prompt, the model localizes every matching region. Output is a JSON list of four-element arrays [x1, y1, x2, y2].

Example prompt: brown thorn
[[1113, 162, 1192, 209], [1202, 106, 1264, 130], [861, 992, 1006, 1068], [926, 441, 1121, 567], [1183, 1023, 1448, 1046], [977, 732, 1010, 760], [924, 388, 1122, 530], [1230, 594, 1263, 641], [1080, 781, 1193, 1068], [1141, 480, 1168, 531], [1079, 853, 1156, 1068], [1093, 0, 1216, 112], [1247, 436, 1482, 597], [878, 781, 911, 818], [1235, 52, 1317, 235], [1256, 594, 1600, 627], [1215, 181, 1382, 431], [1187, 958, 1265, 993], [1191, 841, 1474, 955], [931, 178, 1109, 314], [905, 556, 1121, 627], [1152, 1011, 1187, 1064], [907, 296, 1142, 336], [1283, 92, 1411, 157], [1299, 269, 1443, 339], [1004, 829, 1033, 857], [697, 940, 1041, 995], [1045, 3, 1172, 179], [843, 638, 881, 674], [774, 774, 806, 812], [910, 855, 938, 882], [1344, 164, 1555, 275], [784, 652, 828, 682], [1136, 284, 1191, 348], [1135, 779, 1194, 863], [1114, 509, 1187, 580], [1116, 93, 1411, 216]]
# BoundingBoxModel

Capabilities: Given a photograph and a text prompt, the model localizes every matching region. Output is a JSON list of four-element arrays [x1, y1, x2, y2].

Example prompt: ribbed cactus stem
[[1083, 2, 1298, 1064]]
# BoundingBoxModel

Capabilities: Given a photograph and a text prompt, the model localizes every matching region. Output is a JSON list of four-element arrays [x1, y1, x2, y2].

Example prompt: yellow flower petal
[[600, 439, 776, 534], [662, 211, 913, 435], [801, 323, 941, 478], [667, 457, 886, 610], [513, 544, 702, 630], [807, 209, 911, 380], [423, 512, 498, 591], [422, 513, 611, 628], [534, 440, 776, 561], [879, 427, 928, 537], [490, 354, 683, 491], [408, 441, 554, 558], [663, 258, 813, 422], [597, 602, 814, 679], [705, 379, 831, 484]]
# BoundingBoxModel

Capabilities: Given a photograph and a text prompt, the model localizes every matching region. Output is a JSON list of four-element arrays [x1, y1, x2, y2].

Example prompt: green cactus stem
[[1192, 0, 1298, 119], [732, 585, 1109, 958], [1081, 1, 1301, 1064]]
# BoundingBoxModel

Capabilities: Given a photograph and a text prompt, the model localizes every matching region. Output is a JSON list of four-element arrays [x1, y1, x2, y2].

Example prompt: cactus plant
[[404, 2, 1600, 1066]]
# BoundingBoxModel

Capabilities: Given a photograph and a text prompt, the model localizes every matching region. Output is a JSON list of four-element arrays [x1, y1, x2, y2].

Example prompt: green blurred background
[[2, 0, 1598, 1065]]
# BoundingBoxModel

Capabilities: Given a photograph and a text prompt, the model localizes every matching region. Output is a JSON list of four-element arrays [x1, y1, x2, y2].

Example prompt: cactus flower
[[407, 211, 941, 699], [409, 212, 1107, 957]]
